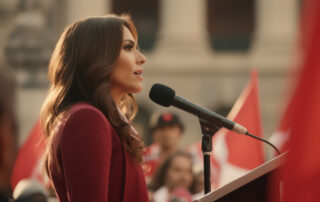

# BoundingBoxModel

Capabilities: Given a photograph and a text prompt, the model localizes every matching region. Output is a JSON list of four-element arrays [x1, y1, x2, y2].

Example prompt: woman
[[40, 14, 148, 202], [150, 151, 194, 202]]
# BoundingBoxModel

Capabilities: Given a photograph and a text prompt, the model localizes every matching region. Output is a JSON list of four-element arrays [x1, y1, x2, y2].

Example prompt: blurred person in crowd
[[150, 151, 193, 202], [13, 179, 48, 202], [147, 186, 155, 202], [144, 112, 184, 182], [190, 170, 204, 200], [0, 66, 17, 201], [40, 14, 148, 202]]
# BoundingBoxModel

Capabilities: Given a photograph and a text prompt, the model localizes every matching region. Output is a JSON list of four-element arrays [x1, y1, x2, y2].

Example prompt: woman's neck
[[110, 88, 124, 106]]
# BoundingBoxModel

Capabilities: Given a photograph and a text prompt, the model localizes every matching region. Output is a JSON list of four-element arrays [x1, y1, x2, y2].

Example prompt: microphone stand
[[199, 119, 221, 194]]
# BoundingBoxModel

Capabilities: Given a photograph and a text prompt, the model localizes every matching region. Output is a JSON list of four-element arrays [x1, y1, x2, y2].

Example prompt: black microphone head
[[149, 84, 176, 107]]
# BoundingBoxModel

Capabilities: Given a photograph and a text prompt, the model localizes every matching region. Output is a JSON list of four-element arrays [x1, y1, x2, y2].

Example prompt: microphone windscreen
[[149, 84, 175, 107]]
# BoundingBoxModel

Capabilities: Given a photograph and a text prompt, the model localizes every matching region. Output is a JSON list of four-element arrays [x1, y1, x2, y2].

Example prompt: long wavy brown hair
[[40, 14, 144, 176]]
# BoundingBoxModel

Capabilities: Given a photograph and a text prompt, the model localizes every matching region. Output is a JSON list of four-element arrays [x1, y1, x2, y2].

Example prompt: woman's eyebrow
[[123, 39, 135, 44]]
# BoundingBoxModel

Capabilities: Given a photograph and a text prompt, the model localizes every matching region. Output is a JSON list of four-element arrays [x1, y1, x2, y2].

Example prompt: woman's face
[[165, 155, 193, 191], [109, 26, 146, 103]]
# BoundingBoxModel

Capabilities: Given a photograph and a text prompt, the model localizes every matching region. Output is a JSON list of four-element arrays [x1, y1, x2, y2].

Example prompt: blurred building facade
[[0, 0, 300, 154]]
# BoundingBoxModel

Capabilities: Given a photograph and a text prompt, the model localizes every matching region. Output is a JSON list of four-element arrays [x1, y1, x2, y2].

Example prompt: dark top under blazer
[[49, 103, 148, 202]]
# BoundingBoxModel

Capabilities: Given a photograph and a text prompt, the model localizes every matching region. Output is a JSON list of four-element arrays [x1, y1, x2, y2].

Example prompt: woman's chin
[[128, 85, 143, 94], [133, 87, 143, 94]]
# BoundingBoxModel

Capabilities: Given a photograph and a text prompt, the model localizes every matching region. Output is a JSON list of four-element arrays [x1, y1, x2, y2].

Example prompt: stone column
[[250, 0, 300, 70], [250, 0, 300, 140], [152, 0, 211, 58], [66, 0, 111, 25]]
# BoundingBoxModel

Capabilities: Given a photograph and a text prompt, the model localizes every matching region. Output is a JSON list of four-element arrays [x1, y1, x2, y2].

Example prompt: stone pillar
[[250, 0, 300, 70], [66, 0, 111, 25], [250, 0, 300, 139], [152, 0, 211, 59]]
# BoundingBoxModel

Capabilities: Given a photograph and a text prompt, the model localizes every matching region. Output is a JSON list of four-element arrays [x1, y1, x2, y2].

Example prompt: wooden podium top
[[195, 152, 287, 202]]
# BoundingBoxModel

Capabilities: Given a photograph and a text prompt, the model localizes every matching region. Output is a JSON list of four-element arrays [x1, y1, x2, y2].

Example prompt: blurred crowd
[[144, 112, 203, 202]]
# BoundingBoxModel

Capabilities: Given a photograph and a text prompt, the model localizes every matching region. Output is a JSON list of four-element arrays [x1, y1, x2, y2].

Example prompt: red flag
[[269, 100, 293, 156], [273, 0, 320, 201], [188, 70, 265, 188], [224, 70, 265, 169], [11, 121, 46, 189]]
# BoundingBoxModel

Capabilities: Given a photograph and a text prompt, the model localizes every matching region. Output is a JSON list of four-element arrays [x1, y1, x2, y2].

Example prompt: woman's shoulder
[[56, 102, 116, 141], [69, 102, 102, 113], [65, 102, 111, 127], [68, 102, 104, 118]]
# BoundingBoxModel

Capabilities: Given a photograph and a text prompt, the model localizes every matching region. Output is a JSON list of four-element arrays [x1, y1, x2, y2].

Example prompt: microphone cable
[[245, 131, 281, 155]]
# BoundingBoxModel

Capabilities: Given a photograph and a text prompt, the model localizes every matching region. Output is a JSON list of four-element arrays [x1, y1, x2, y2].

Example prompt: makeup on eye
[[123, 39, 135, 50], [123, 44, 134, 51], [123, 39, 139, 51]]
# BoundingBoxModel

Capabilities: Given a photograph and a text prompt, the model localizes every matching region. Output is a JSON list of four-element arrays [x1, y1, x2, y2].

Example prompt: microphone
[[149, 83, 247, 135]]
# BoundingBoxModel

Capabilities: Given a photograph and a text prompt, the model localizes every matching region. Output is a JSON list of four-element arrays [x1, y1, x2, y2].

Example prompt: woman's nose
[[137, 51, 146, 65]]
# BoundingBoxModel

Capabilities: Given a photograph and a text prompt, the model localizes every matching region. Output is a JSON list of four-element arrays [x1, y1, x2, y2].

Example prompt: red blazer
[[49, 103, 149, 202]]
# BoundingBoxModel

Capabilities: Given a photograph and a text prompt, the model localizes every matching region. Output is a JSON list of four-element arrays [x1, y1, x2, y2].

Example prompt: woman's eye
[[124, 45, 133, 51]]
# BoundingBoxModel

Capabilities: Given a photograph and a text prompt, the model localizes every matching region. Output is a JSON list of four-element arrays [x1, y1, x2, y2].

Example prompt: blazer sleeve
[[59, 107, 112, 202]]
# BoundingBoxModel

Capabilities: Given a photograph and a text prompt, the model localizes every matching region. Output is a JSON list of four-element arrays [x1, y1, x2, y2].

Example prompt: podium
[[195, 152, 287, 202]]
